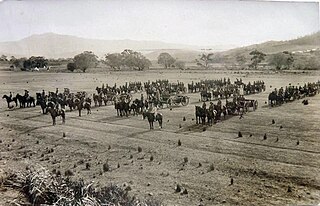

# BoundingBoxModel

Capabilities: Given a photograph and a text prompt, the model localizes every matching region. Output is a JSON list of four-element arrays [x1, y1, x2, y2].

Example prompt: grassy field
[[0, 69, 320, 205]]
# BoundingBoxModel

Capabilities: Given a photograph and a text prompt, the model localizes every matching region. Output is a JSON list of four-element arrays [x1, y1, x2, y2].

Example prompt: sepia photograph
[[0, 0, 319, 205]]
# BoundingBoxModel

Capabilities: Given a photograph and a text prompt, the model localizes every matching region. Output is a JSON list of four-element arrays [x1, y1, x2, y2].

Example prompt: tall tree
[[195, 53, 214, 69], [235, 54, 247, 68], [121, 49, 151, 71], [67, 62, 77, 72], [74, 51, 98, 72], [105, 53, 123, 70], [157, 53, 175, 69], [249, 50, 266, 69], [269, 51, 294, 70]]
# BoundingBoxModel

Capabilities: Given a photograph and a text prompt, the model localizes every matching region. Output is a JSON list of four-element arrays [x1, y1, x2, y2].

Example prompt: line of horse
[[2, 94, 36, 108], [195, 98, 258, 125], [268, 82, 320, 106]]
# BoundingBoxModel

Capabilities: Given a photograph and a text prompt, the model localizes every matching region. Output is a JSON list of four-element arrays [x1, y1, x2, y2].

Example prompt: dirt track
[[1, 70, 320, 205]]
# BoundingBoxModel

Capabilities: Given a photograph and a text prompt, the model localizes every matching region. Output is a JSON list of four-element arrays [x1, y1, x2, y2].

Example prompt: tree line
[[2, 48, 319, 71]]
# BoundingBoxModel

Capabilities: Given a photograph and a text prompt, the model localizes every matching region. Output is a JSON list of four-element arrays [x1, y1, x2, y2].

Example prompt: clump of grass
[[183, 157, 188, 164], [207, 163, 214, 172], [182, 188, 188, 195], [103, 162, 110, 172], [175, 184, 182, 193], [86, 162, 91, 170], [137, 146, 142, 153], [65, 169, 74, 176]]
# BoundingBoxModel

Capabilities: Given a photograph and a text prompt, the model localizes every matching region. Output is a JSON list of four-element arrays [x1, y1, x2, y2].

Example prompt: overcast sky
[[0, 0, 318, 47]]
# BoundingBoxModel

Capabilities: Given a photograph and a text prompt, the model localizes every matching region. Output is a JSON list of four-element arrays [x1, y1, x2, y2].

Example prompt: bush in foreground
[[3, 167, 162, 206]]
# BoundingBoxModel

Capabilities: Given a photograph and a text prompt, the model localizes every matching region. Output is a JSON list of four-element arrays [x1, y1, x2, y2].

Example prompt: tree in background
[[121, 49, 151, 71], [268, 51, 294, 70], [157, 53, 175, 69], [174, 60, 186, 70], [105, 53, 123, 70], [23, 56, 48, 70], [235, 54, 247, 69], [12, 58, 27, 69], [74, 51, 98, 73], [195, 53, 214, 69], [67, 62, 77, 72], [249, 50, 266, 69], [283, 51, 294, 69]]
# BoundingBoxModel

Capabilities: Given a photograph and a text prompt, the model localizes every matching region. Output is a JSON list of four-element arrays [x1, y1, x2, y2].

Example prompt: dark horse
[[75, 98, 91, 117], [142, 111, 163, 129], [36, 93, 48, 114], [16, 94, 35, 108], [268, 92, 283, 107], [195, 106, 206, 125], [47, 102, 65, 126], [2, 95, 18, 108], [115, 100, 130, 117]]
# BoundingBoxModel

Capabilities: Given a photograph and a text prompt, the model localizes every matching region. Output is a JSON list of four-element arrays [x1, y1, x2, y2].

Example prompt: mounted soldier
[[24, 90, 30, 100]]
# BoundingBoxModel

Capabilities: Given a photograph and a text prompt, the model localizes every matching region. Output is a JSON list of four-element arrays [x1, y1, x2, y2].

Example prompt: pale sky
[[0, 0, 319, 47]]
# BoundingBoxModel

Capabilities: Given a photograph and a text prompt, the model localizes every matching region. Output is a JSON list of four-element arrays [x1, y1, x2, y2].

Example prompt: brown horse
[[47, 102, 65, 126], [142, 111, 163, 129], [2, 95, 18, 108]]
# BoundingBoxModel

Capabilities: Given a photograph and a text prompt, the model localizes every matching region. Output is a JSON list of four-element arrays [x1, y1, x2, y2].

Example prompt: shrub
[[103, 162, 110, 172], [67, 62, 77, 72]]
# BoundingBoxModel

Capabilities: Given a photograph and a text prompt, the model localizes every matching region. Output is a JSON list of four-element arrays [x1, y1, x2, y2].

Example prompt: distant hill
[[0, 33, 234, 60], [0, 32, 319, 64], [216, 32, 320, 62]]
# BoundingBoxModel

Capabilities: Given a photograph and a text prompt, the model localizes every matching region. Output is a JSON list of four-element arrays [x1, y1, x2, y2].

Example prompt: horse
[[16, 94, 35, 108], [206, 108, 217, 126], [132, 98, 144, 114], [66, 98, 76, 111], [2, 95, 17, 108], [268, 92, 283, 106], [130, 102, 138, 115], [142, 111, 163, 129], [83, 101, 92, 115], [119, 100, 130, 117], [93, 93, 103, 107], [36, 93, 48, 114], [195, 106, 206, 125], [47, 102, 65, 126], [244, 100, 258, 111]]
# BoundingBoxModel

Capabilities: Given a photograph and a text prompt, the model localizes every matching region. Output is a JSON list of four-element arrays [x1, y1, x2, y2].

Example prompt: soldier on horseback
[[202, 102, 207, 110], [24, 90, 30, 100], [217, 98, 222, 110]]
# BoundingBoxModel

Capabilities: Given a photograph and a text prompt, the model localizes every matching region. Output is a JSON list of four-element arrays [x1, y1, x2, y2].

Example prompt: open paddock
[[0, 69, 320, 205]]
